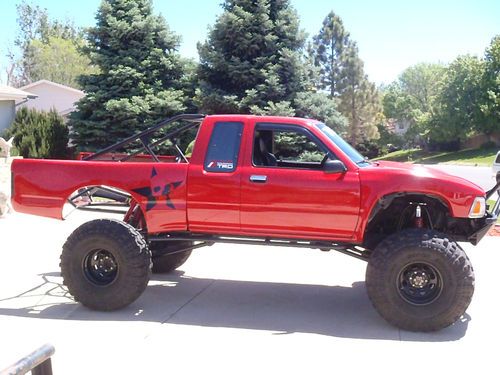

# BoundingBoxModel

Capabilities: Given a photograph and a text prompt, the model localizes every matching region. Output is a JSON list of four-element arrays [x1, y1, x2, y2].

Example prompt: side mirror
[[323, 159, 347, 174]]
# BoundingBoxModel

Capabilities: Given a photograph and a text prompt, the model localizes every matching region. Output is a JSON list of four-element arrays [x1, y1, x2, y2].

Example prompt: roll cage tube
[[84, 114, 205, 162]]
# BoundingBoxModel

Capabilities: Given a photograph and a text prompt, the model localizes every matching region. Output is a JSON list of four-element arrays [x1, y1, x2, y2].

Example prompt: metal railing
[[0, 344, 55, 375]]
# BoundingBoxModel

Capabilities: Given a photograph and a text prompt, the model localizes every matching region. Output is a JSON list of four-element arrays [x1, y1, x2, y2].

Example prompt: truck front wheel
[[60, 219, 151, 311], [366, 229, 474, 331]]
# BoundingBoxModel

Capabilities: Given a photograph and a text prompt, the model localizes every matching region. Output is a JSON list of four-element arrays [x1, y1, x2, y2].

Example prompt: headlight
[[469, 197, 486, 218]]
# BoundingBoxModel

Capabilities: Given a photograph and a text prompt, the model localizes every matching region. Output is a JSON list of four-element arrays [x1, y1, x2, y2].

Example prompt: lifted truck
[[11, 114, 500, 331]]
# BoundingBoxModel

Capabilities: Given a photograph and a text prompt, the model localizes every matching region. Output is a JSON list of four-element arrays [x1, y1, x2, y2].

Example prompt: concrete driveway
[[1, 210, 499, 374]]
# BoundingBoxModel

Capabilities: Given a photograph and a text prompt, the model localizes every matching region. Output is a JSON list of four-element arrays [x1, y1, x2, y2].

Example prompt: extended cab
[[11, 114, 500, 331]]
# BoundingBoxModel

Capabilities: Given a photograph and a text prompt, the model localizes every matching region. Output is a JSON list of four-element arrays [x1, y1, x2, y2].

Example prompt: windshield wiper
[[356, 160, 371, 166]]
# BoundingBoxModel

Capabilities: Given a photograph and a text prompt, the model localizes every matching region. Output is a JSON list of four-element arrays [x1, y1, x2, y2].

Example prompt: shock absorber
[[414, 205, 423, 228]]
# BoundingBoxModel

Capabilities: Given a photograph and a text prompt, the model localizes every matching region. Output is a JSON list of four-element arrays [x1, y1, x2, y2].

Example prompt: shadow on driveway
[[0, 271, 470, 342]]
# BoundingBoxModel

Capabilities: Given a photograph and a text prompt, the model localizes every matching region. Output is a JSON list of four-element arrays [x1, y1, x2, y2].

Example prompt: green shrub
[[5, 107, 69, 159], [357, 140, 382, 159], [480, 140, 497, 149]]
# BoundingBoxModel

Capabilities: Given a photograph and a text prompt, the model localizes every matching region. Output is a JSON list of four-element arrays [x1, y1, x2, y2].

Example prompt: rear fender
[[11, 159, 188, 233]]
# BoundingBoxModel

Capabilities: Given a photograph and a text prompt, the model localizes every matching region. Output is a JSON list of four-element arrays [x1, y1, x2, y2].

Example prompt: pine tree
[[338, 44, 380, 143], [196, 0, 309, 114], [311, 12, 380, 143], [70, 0, 186, 151], [311, 11, 350, 98]]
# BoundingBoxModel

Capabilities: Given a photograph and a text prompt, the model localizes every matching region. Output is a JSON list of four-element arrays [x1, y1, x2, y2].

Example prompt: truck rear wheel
[[150, 241, 193, 273], [366, 229, 474, 331], [60, 219, 151, 311]]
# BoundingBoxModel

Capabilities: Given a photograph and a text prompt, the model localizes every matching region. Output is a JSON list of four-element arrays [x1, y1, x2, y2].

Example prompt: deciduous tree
[[29, 36, 97, 88], [382, 63, 446, 145], [434, 55, 484, 142], [478, 35, 500, 137], [11, 0, 83, 87]]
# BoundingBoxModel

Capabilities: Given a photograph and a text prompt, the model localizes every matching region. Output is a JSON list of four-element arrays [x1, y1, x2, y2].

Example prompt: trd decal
[[207, 161, 234, 170], [133, 167, 182, 211]]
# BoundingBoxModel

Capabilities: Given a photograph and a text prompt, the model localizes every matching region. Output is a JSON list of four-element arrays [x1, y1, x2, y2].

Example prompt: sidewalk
[[1, 210, 499, 374]]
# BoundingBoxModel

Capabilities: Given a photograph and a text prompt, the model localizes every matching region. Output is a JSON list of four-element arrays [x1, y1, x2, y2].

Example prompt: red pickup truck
[[11, 114, 500, 331]]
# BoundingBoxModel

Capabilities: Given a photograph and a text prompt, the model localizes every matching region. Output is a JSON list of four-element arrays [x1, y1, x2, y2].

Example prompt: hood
[[365, 161, 485, 196]]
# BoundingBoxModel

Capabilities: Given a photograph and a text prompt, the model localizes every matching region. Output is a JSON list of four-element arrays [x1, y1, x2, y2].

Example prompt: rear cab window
[[204, 122, 243, 172]]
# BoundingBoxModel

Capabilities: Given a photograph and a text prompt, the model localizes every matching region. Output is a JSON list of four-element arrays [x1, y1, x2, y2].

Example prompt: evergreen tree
[[196, 0, 345, 131], [6, 107, 69, 159], [196, 0, 309, 114], [311, 11, 350, 98], [70, 0, 186, 151], [338, 44, 380, 143], [311, 12, 380, 143]]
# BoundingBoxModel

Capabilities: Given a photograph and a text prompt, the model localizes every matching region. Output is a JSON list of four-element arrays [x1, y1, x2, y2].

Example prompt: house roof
[[0, 85, 37, 101], [20, 80, 84, 95]]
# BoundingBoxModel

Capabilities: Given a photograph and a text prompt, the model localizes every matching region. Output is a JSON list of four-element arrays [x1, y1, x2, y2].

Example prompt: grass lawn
[[487, 199, 500, 223], [375, 147, 498, 166]]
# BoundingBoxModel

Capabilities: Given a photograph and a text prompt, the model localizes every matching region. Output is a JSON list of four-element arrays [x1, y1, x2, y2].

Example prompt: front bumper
[[468, 183, 500, 245]]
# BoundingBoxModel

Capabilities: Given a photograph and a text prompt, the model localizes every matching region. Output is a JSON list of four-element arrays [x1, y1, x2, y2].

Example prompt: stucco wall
[[0, 100, 15, 134], [18, 83, 84, 114]]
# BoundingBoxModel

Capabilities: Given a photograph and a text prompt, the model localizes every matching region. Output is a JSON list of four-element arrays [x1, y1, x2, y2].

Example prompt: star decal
[[132, 167, 182, 211]]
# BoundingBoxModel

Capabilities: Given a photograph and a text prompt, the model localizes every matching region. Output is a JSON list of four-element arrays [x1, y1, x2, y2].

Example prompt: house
[[386, 118, 411, 136], [394, 119, 411, 135], [17, 80, 84, 119], [0, 85, 37, 134]]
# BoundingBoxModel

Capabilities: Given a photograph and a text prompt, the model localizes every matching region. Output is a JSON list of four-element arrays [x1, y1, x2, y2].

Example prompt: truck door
[[240, 122, 360, 240], [187, 117, 245, 233]]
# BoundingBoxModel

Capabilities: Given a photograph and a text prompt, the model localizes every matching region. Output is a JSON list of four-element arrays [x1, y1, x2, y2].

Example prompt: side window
[[204, 122, 243, 172], [253, 125, 330, 169]]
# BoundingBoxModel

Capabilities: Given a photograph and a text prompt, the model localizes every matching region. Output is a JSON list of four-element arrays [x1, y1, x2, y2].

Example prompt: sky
[[0, 0, 498, 85]]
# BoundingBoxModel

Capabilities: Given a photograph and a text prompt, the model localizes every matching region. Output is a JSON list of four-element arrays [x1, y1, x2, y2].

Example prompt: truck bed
[[11, 159, 189, 233]]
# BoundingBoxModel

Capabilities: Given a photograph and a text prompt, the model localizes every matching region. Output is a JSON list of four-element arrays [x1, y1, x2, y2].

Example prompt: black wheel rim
[[83, 249, 118, 286], [397, 262, 442, 305]]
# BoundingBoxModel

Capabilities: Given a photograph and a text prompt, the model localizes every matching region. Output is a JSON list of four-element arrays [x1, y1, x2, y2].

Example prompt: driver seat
[[256, 135, 277, 166]]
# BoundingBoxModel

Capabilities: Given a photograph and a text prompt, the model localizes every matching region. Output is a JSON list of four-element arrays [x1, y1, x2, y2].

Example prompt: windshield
[[315, 123, 367, 165]]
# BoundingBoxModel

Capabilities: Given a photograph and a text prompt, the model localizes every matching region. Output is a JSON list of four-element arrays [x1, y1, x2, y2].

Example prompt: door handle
[[250, 175, 267, 183]]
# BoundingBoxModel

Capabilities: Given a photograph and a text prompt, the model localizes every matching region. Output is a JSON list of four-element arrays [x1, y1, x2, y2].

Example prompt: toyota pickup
[[11, 114, 500, 331]]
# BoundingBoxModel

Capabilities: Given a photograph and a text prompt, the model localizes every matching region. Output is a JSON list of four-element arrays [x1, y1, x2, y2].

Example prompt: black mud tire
[[150, 241, 193, 274], [366, 229, 474, 332], [60, 219, 151, 311]]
